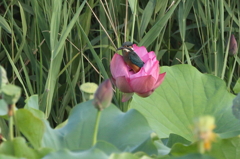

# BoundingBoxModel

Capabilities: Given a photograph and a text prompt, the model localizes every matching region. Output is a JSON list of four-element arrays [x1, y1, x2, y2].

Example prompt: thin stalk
[[221, 22, 233, 79], [168, 20, 171, 65], [219, 0, 224, 77], [130, 0, 137, 43], [92, 110, 102, 146], [10, 3, 15, 83], [227, 1, 237, 88], [124, 0, 128, 41], [86, 1, 116, 49], [213, 0, 219, 76], [100, 0, 118, 40], [9, 116, 13, 140], [227, 56, 237, 89], [8, 104, 14, 140], [206, 0, 212, 71], [181, 0, 185, 63]]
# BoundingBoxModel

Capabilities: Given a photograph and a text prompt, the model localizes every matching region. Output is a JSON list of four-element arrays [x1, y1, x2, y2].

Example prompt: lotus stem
[[8, 104, 14, 140], [92, 110, 101, 146]]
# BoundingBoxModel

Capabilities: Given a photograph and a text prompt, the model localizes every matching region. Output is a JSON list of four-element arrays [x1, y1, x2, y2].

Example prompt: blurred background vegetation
[[0, 0, 239, 126]]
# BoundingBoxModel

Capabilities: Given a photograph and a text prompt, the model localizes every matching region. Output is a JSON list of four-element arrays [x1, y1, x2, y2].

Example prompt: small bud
[[229, 34, 238, 55], [93, 79, 113, 111], [193, 116, 216, 153], [1, 84, 21, 105]]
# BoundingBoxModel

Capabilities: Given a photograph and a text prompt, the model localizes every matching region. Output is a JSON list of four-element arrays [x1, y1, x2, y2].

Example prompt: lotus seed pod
[[80, 82, 98, 101]]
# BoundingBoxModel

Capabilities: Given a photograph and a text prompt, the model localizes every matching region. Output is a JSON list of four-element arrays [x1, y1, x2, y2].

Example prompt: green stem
[[122, 98, 132, 112], [8, 104, 14, 140], [227, 56, 237, 89], [130, 0, 137, 42], [213, 0, 219, 76], [9, 116, 13, 140], [92, 110, 101, 146]]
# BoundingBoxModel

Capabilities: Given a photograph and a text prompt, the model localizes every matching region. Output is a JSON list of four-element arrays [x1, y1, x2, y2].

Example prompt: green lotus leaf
[[42, 100, 157, 155], [131, 65, 240, 141]]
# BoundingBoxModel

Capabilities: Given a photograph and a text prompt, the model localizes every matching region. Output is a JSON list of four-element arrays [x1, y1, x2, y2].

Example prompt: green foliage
[[0, 137, 52, 159], [170, 137, 240, 159], [232, 93, 240, 120], [42, 100, 157, 155], [0, 15, 11, 33], [1, 85, 21, 105], [1, 0, 240, 158], [1, 0, 240, 123], [0, 98, 158, 158], [233, 79, 240, 94], [131, 65, 240, 141], [15, 109, 45, 149]]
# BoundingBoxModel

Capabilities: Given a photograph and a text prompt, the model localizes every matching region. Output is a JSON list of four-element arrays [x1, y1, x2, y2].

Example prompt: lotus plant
[[93, 79, 113, 111], [110, 44, 166, 102]]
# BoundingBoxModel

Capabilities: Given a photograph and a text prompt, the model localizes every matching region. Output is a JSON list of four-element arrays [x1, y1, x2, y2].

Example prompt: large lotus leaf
[[43, 145, 142, 159], [42, 148, 108, 159], [131, 64, 240, 141], [170, 137, 240, 159], [42, 100, 157, 155], [43, 141, 119, 159]]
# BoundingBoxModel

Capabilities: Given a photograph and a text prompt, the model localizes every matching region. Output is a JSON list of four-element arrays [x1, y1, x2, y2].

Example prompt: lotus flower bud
[[229, 34, 238, 55], [93, 79, 113, 111]]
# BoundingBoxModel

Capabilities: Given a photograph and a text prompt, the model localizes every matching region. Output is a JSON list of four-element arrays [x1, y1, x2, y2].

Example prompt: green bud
[[93, 79, 113, 111], [2, 84, 21, 105], [0, 66, 8, 89]]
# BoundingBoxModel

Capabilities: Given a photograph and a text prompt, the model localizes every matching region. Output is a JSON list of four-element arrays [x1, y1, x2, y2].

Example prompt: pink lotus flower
[[110, 44, 166, 102]]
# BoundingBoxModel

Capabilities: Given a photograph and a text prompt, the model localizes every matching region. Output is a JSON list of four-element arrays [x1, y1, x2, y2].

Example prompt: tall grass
[[0, 0, 240, 125]]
